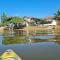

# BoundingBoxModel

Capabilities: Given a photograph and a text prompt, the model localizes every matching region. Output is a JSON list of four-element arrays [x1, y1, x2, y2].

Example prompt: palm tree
[[54, 9, 60, 20]]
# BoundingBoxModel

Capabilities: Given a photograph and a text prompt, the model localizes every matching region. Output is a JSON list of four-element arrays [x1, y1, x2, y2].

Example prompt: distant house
[[23, 16, 32, 22], [43, 20, 56, 26], [23, 16, 37, 26], [42, 16, 56, 26], [42, 16, 53, 22]]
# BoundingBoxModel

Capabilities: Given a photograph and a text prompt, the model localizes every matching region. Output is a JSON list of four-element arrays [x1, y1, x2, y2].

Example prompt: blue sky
[[0, 0, 60, 19]]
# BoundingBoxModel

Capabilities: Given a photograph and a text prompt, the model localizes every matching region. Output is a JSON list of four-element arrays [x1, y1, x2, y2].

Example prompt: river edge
[[0, 26, 60, 35]]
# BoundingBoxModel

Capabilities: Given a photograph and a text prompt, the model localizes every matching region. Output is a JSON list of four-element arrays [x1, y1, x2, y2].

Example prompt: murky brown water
[[0, 30, 60, 60]]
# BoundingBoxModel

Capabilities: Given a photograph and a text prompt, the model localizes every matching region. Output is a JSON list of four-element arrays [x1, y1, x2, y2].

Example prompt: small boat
[[0, 49, 22, 60]]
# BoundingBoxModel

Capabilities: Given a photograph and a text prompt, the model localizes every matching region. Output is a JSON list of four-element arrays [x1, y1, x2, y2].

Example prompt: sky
[[0, 0, 60, 20]]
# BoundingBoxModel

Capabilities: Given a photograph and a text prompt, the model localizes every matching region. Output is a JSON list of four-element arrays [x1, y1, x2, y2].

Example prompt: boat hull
[[0, 49, 22, 60]]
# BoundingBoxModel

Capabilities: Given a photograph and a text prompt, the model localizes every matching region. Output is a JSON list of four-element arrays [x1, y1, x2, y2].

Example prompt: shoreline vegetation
[[0, 9, 60, 35]]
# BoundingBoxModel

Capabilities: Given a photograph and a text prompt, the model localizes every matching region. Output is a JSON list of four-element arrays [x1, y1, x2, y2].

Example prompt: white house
[[44, 20, 56, 26]]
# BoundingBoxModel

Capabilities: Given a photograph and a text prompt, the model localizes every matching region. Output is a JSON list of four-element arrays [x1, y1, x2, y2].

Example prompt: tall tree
[[1, 12, 8, 23], [54, 9, 60, 20]]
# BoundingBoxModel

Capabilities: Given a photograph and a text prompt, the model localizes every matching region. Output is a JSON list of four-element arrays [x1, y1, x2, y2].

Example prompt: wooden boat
[[0, 49, 22, 60]]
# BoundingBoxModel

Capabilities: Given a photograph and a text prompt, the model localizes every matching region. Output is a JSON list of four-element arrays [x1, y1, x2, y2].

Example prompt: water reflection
[[0, 30, 60, 60], [0, 30, 59, 45], [0, 33, 3, 45], [30, 35, 55, 39], [2, 30, 30, 45]]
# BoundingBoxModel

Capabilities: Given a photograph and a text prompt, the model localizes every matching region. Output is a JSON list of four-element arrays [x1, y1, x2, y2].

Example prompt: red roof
[[43, 16, 53, 21]]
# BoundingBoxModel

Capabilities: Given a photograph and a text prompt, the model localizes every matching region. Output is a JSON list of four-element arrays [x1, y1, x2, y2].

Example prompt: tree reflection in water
[[2, 30, 30, 45], [2, 30, 60, 45], [54, 35, 60, 45]]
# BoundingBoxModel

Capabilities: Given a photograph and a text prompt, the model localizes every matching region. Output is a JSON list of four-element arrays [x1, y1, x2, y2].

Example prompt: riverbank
[[0, 26, 55, 32], [0, 26, 60, 35], [24, 26, 53, 31]]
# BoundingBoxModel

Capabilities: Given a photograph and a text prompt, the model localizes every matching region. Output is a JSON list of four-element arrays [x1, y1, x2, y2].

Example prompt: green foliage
[[1, 12, 9, 23], [54, 9, 60, 20], [1, 12, 24, 26], [56, 9, 60, 16], [10, 17, 24, 23], [0, 23, 3, 26]]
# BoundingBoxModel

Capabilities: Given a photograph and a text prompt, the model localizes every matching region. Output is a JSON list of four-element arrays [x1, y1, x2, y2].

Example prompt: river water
[[0, 30, 60, 60]]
